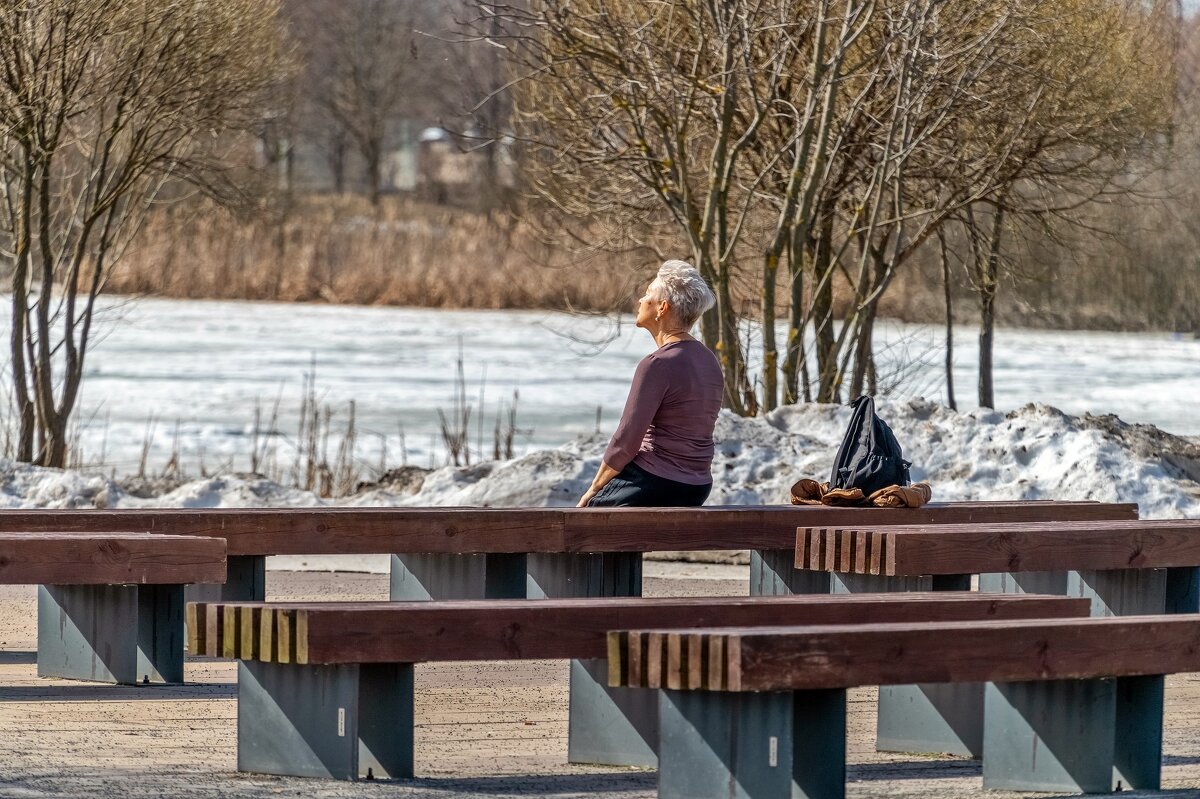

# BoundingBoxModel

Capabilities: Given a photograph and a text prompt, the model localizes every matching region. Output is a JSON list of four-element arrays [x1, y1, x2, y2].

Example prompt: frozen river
[[5, 296, 1199, 475]]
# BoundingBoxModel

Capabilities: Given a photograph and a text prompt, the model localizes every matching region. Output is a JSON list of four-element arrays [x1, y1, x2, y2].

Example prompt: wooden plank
[[837, 522, 1200, 576], [205, 604, 224, 659], [885, 532, 898, 576], [627, 631, 643, 688], [645, 632, 664, 689], [707, 635, 724, 690], [222, 605, 241, 659], [823, 530, 838, 572], [839, 529, 854, 573], [0, 533, 225, 585], [854, 529, 869, 573], [276, 609, 294, 664], [259, 607, 275, 663], [725, 635, 742, 692], [666, 633, 683, 690], [607, 631, 625, 688], [240, 606, 260, 661], [809, 529, 823, 571], [869, 531, 885, 576], [565, 502, 1137, 552], [186, 602, 204, 655], [0, 508, 567, 555], [196, 594, 1090, 665], [619, 616, 1200, 692], [295, 609, 309, 665], [687, 633, 704, 690]]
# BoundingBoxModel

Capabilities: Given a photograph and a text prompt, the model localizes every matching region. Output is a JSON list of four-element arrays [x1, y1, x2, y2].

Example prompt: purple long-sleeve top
[[603, 340, 724, 485]]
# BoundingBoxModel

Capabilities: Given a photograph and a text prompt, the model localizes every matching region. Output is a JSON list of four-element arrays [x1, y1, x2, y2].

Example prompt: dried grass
[[108, 195, 647, 312]]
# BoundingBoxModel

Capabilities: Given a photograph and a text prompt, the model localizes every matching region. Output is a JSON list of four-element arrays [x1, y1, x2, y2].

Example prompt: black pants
[[587, 461, 712, 507]]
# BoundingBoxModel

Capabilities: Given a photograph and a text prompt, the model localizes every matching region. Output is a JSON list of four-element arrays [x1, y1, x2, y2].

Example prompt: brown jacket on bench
[[791, 478, 932, 508]]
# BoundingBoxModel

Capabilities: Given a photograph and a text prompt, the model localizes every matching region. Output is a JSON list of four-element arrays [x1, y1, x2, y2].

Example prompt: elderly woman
[[578, 260, 724, 508]]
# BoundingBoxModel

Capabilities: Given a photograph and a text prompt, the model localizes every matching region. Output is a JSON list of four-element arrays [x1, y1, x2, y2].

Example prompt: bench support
[[527, 552, 656, 768], [237, 660, 413, 781], [1165, 566, 1199, 613], [390, 554, 526, 600], [825, 573, 985, 758], [186, 555, 266, 603], [37, 584, 184, 684], [979, 568, 1166, 790], [984, 678, 1120, 793], [659, 688, 846, 799], [750, 549, 830, 595]]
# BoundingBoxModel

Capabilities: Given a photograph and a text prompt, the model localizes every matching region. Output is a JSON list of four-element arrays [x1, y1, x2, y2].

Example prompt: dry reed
[[109, 196, 646, 312]]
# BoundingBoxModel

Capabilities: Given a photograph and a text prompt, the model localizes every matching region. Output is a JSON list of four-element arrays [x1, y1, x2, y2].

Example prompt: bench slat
[[616, 616, 1200, 692], [565, 502, 1137, 552], [0, 502, 1135, 555], [796, 520, 1200, 576], [0, 533, 225, 585], [190, 593, 1091, 666]]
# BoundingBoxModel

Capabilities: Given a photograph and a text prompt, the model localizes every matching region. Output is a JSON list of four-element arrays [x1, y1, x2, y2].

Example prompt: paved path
[[0, 566, 1196, 798]]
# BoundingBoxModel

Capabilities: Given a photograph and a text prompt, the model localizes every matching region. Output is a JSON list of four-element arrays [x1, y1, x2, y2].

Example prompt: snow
[[2, 399, 1197, 519], [2, 397, 1195, 573]]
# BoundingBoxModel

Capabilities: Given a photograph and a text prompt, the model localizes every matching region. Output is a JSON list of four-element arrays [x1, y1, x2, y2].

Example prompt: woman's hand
[[578, 461, 621, 507]]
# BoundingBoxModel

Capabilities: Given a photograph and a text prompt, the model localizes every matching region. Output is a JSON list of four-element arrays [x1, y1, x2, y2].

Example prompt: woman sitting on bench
[[578, 260, 723, 508]]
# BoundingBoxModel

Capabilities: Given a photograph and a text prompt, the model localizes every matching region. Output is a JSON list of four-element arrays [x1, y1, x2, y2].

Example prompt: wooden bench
[[792, 518, 1200, 760], [186, 593, 1088, 781], [0, 501, 1138, 766], [0, 533, 226, 684], [613, 616, 1200, 798]]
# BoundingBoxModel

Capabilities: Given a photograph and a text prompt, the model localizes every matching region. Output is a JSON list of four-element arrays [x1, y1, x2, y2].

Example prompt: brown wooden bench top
[[187, 593, 1088, 665], [0, 533, 226, 585], [796, 519, 1200, 576], [611, 615, 1200, 692], [0, 501, 1137, 556]]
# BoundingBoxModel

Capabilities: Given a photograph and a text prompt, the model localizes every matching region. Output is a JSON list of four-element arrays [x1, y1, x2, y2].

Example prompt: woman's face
[[635, 284, 661, 329]]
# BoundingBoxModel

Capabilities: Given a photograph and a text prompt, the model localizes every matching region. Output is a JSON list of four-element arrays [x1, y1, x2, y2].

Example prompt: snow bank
[[2, 400, 1198, 518]]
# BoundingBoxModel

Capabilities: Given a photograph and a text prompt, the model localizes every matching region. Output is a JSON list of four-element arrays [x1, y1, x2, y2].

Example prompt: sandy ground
[[0, 563, 1196, 798]]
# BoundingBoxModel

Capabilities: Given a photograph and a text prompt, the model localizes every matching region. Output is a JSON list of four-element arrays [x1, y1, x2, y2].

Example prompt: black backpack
[[829, 395, 911, 495]]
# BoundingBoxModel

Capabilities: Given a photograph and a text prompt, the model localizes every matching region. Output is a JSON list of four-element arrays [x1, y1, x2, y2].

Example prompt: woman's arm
[[577, 460, 622, 507], [578, 355, 668, 506]]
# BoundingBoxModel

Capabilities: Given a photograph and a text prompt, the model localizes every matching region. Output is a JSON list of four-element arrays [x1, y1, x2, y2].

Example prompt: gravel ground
[[0, 565, 1195, 798]]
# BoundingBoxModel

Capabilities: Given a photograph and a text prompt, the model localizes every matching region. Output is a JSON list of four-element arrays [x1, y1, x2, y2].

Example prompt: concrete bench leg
[[983, 678, 1118, 793], [1165, 566, 1199, 613], [237, 660, 413, 780], [750, 549, 830, 595], [659, 688, 846, 799], [527, 552, 655, 768], [37, 584, 184, 684], [186, 555, 266, 603], [980, 568, 1166, 790], [390, 553, 526, 600], [826, 572, 983, 758]]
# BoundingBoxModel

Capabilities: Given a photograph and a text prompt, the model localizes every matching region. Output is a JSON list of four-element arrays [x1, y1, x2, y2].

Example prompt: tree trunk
[[977, 206, 1005, 409], [782, 228, 807, 405], [813, 213, 837, 403], [365, 139, 383, 206], [11, 154, 35, 462], [850, 310, 875, 399], [939, 229, 957, 410], [761, 252, 779, 412]]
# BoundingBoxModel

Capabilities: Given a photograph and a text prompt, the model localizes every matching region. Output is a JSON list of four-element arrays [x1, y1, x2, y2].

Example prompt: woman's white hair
[[650, 260, 716, 327]]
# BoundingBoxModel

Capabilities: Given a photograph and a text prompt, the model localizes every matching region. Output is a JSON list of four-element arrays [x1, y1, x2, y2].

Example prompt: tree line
[[0, 0, 1190, 467], [480, 0, 1183, 414]]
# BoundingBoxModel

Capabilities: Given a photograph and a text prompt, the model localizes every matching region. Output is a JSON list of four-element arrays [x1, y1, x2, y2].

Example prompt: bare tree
[[290, 0, 443, 204], [0, 0, 287, 466]]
